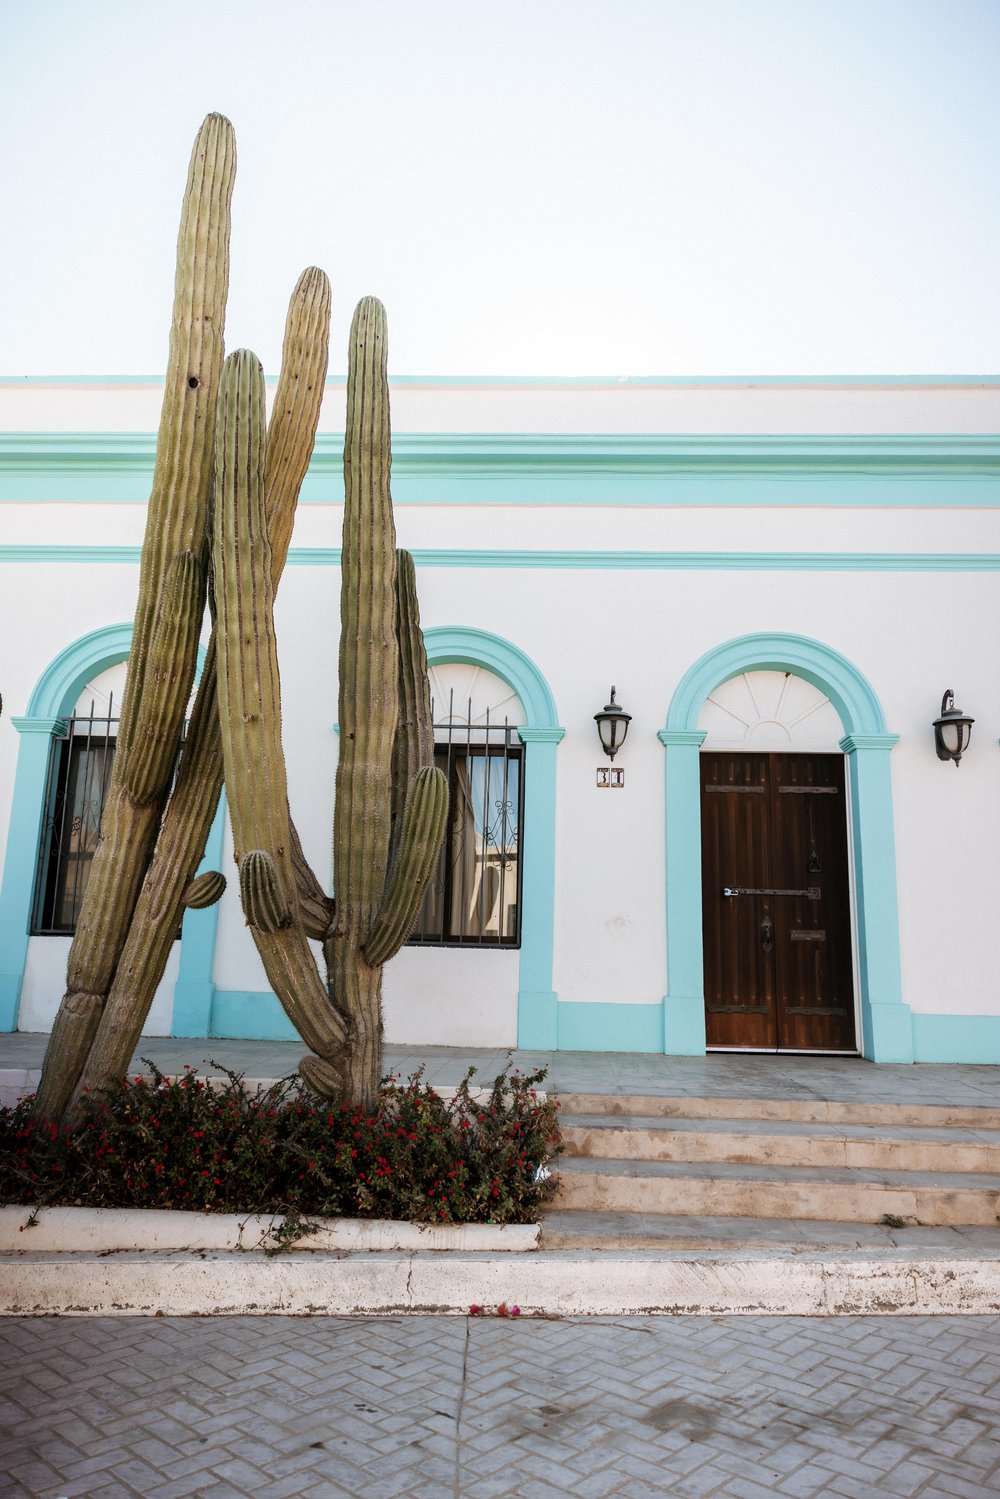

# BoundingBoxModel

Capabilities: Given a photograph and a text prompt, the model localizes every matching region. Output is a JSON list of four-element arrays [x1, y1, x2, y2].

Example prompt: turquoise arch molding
[[422, 626, 564, 1049], [660, 632, 911, 1063], [0, 622, 222, 1035]]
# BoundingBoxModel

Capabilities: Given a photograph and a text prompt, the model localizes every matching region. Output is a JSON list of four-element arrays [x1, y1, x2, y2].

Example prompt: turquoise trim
[[422, 627, 563, 1049], [26, 622, 134, 717], [0, 623, 209, 1033], [669, 632, 887, 737], [0, 730, 56, 1030], [911, 1014, 1000, 1064], [657, 729, 709, 1054], [4, 432, 1000, 507], [7, 545, 1000, 572], [171, 794, 227, 1038], [210, 990, 298, 1042], [662, 633, 910, 1064], [556, 1001, 664, 1053], [838, 732, 910, 1061], [423, 626, 560, 729]]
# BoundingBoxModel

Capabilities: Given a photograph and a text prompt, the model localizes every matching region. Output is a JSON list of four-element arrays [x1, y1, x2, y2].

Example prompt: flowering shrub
[[0, 1062, 561, 1225]]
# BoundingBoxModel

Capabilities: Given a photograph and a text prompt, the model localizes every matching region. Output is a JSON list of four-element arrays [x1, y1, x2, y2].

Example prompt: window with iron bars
[[31, 698, 186, 938], [33, 700, 120, 935], [408, 691, 523, 947]]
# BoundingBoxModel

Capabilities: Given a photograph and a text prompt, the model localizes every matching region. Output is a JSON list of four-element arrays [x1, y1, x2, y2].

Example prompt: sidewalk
[[4, 1031, 1000, 1107], [3, 1313, 1000, 1497]]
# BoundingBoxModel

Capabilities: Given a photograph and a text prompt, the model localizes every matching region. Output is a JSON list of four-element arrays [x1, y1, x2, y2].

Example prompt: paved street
[[1, 1315, 998, 1497]]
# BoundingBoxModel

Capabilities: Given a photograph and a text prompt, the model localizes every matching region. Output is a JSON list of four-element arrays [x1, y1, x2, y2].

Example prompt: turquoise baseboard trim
[[556, 1002, 663, 1053], [517, 990, 558, 1049], [911, 1014, 1000, 1064], [663, 993, 707, 1055], [171, 982, 217, 1039], [210, 990, 299, 1042], [864, 1001, 915, 1063]]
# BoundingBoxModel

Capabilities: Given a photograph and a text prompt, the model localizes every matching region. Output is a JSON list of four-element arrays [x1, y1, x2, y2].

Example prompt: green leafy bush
[[0, 1062, 561, 1225]]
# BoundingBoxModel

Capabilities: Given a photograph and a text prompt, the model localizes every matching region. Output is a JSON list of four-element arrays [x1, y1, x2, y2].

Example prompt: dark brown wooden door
[[701, 753, 856, 1052]]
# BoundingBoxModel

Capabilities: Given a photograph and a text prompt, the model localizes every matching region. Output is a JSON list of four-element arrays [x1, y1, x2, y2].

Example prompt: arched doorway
[[660, 633, 913, 1063], [698, 671, 856, 1052]]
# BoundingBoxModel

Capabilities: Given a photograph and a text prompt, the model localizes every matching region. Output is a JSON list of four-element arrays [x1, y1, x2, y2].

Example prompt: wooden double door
[[700, 752, 857, 1052]]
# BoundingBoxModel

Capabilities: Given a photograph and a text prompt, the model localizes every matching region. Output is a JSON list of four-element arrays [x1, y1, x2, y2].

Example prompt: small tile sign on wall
[[596, 768, 625, 788]]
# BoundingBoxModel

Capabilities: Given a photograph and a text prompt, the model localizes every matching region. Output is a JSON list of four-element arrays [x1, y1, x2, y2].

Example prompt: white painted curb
[[0, 1206, 539, 1255], [2, 1251, 999, 1317]]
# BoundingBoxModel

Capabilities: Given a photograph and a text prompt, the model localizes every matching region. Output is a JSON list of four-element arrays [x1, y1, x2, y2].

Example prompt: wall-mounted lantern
[[932, 689, 974, 767], [595, 686, 631, 761]]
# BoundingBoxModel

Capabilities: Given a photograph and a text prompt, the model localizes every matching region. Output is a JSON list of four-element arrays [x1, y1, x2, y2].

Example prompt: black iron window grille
[[32, 698, 119, 935], [408, 691, 523, 947], [31, 699, 190, 938]]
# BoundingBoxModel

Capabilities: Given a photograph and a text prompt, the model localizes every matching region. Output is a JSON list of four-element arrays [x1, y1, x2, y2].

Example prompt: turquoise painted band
[[5, 545, 1000, 571]]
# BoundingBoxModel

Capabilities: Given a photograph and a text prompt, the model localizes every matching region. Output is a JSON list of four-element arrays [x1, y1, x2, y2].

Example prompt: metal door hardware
[[722, 886, 821, 900]]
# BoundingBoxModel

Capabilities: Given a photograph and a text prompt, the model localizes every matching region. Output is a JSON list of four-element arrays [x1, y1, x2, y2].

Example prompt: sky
[[3, 0, 999, 377]]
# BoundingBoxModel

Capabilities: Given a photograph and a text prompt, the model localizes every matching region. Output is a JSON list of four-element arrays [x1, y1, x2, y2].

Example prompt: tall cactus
[[35, 118, 445, 1122], [216, 299, 448, 1109], [35, 113, 237, 1124], [61, 268, 333, 1117]]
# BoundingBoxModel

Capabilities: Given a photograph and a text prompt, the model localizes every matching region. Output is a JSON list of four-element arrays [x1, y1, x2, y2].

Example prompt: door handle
[[760, 915, 774, 953]]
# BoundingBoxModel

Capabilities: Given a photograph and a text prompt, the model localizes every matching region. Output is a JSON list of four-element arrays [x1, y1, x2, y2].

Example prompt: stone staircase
[[543, 1090, 1000, 1252]]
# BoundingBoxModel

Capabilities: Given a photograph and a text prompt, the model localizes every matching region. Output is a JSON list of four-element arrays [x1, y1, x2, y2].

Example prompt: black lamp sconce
[[595, 686, 632, 761], [932, 689, 974, 767]]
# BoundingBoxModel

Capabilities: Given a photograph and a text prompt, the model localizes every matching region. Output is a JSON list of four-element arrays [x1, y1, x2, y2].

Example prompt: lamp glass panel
[[939, 721, 962, 755]]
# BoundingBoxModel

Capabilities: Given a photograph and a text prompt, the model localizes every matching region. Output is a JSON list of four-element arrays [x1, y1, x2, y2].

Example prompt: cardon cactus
[[35, 116, 445, 1122], [35, 113, 237, 1124], [215, 300, 448, 1108]]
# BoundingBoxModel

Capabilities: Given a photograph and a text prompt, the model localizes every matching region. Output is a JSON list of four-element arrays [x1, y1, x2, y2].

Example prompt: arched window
[[32, 662, 124, 934], [409, 663, 526, 947]]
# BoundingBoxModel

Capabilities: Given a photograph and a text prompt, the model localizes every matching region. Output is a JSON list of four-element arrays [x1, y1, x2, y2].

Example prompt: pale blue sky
[[3, 0, 999, 375]]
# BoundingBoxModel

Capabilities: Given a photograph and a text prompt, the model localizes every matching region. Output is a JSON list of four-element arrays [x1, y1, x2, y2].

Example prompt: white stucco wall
[[2, 378, 999, 1053]]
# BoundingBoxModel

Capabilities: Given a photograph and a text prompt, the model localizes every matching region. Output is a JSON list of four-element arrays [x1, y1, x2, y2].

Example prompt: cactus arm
[[389, 548, 435, 864], [35, 114, 236, 1125], [363, 766, 448, 965], [126, 551, 204, 804], [326, 297, 400, 1107], [61, 268, 335, 1120], [332, 297, 399, 931], [182, 869, 226, 909], [214, 349, 346, 1061], [265, 266, 331, 576]]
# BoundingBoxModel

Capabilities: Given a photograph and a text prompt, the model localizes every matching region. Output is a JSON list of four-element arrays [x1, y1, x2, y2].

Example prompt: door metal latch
[[722, 886, 821, 900]]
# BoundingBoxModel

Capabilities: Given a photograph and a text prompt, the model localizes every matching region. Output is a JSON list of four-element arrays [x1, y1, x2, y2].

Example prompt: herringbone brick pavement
[[1, 1315, 998, 1497]]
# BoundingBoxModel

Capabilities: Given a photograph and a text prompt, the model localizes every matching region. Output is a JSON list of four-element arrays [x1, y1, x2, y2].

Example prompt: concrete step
[[540, 1210, 1000, 1255], [554, 1154, 1000, 1225], [556, 1091, 1000, 1129], [559, 1112, 1000, 1173]]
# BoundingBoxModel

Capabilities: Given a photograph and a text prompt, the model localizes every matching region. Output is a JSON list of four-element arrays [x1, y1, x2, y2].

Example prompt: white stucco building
[[2, 374, 999, 1063]]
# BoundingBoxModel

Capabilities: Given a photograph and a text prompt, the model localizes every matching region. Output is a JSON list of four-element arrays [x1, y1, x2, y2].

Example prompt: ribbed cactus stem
[[390, 549, 435, 863], [66, 265, 335, 1118], [364, 766, 449, 966], [182, 869, 226, 910], [214, 349, 346, 1064], [240, 851, 290, 932], [126, 550, 204, 804], [36, 113, 235, 1125], [333, 297, 399, 931]]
